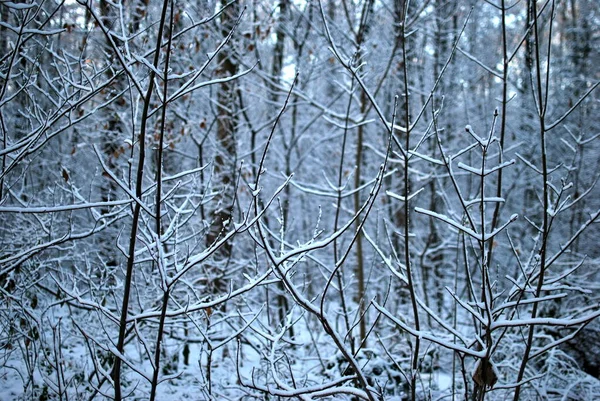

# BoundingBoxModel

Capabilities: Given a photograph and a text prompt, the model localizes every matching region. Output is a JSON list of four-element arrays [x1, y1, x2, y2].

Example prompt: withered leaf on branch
[[62, 168, 69, 182], [472, 358, 498, 389]]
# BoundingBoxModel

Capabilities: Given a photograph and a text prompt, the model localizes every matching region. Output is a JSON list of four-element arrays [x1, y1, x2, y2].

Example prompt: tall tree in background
[[206, 0, 241, 292]]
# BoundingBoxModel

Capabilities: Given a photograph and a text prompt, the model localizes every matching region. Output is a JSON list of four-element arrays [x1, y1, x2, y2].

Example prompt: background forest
[[1, 0, 599, 400]]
